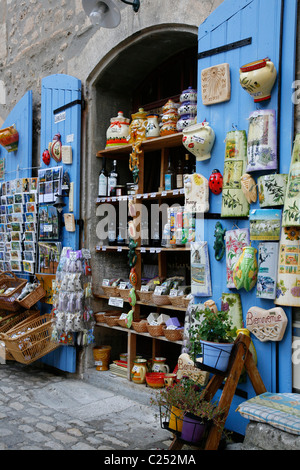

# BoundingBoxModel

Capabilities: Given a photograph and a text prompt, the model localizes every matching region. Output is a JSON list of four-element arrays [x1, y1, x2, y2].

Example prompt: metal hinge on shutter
[[198, 37, 252, 59]]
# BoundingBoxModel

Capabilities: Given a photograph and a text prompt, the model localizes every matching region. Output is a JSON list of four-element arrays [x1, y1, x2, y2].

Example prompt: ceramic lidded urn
[[177, 86, 197, 132], [239, 57, 277, 102], [282, 134, 300, 227], [182, 122, 215, 161], [127, 108, 148, 144], [160, 100, 178, 136], [246, 109, 277, 172], [106, 111, 130, 148], [180, 86, 197, 103], [145, 114, 160, 139]]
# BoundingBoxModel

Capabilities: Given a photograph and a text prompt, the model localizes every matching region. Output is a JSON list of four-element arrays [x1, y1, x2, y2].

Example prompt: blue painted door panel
[[39, 74, 82, 373], [197, 0, 297, 434]]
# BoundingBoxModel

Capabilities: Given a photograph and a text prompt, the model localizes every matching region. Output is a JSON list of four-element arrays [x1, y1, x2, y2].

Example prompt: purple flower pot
[[181, 413, 207, 444]]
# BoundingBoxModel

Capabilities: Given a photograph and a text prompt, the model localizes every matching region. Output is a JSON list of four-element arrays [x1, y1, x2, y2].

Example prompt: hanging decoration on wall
[[0, 125, 19, 153], [213, 221, 226, 261], [233, 245, 258, 292], [106, 111, 130, 148], [49, 133, 62, 162], [221, 130, 249, 217], [240, 173, 257, 204], [225, 228, 250, 289], [246, 306, 287, 342], [258, 173, 288, 208], [182, 121, 215, 161], [239, 57, 277, 103], [249, 209, 282, 241], [256, 242, 279, 300], [221, 292, 243, 332], [275, 226, 300, 307], [201, 63, 231, 105], [190, 241, 212, 297], [42, 149, 51, 166], [246, 109, 277, 172], [184, 173, 209, 213], [209, 169, 223, 195], [282, 134, 300, 227]]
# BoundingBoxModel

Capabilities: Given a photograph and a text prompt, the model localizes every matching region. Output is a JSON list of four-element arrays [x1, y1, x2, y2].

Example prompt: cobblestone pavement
[[0, 362, 172, 451]]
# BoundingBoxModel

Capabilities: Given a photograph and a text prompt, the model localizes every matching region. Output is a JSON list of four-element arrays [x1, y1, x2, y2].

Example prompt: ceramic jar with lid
[[177, 86, 197, 132], [145, 114, 160, 139], [180, 86, 197, 103], [106, 111, 130, 148], [127, 108, 148, 144], [160, 99, 178, 136]]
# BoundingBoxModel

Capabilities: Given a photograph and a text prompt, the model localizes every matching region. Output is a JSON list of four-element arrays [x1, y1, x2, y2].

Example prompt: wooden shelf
[[96, 188, 185, 205], [95, 245, 190, 253], [93, 293, 188, 312]]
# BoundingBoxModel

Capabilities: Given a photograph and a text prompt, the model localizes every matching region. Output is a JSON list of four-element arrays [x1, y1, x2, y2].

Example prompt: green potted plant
[[189, 307, 236, 372], [151, 377, 226, 444]]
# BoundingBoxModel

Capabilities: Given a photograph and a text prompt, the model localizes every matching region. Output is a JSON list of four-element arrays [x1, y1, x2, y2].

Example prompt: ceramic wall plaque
[[239, 58, 277, 103], [233, 246, 258, 292], [184, 173, 209, 213], [182, 122, 215, 161], [221, 293, 243, 331], [246, 109, 277, 172], [282, 134, 300, 227], [275, 226, 300, 307], [249, 209, 282, 241], [201, 63, 231, 106], [221, 130, 250, 217], [256, 242, 279, 299], [225, 228, 250, 288], [190, 242, 212, 297], [246, 306, 287, 342], [258, 174, 288, 208]]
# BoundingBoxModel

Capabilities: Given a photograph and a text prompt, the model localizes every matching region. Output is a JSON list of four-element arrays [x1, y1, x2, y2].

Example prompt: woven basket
[[101, 285, 120, 297], [136, 290, 153, 303], [163, 327, 183, 342], [105, 315, 121, 327], [168, 295, 186, 308], [117, 318, 130, 328], [118, 288, 130, 301], [146, 323, 164, 337], [0, 272, 27, 311], [152, 294, 171, 306], [0, 313, 59, 365], [132, 320, 148, 333], [94, 312, 106, 323], [183, 296, 192, 308], [17, 284, 46, 309]]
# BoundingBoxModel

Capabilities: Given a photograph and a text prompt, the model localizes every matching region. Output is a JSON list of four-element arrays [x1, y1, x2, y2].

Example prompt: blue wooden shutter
[[196, 0, 297, 434]]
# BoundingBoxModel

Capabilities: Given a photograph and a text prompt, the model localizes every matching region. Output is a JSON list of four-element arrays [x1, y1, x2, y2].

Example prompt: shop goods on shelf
[[0, 272, 27, 312], [17, 282, 46, 309]]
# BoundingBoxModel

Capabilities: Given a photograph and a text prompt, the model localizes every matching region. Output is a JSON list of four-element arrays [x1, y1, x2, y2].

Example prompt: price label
[[112, 197, 117, 202], [150, 193, 157, 198], [140, 247, 146, 253], [173, 189, 179, 195], [156, 248, 161, 254], [154, 286, 164, 295], [102, 246, 107, 251], [117, 247, 123, 252], [141, 285, 149, 292], [108, 297, 124, 308], [119, 282, 127, 289], [150, 248, 156, 253], [170, 289, 178, 297], [136, 194, 142, 199], [102, 279, 110, 286], [162, 191, 167, 197]]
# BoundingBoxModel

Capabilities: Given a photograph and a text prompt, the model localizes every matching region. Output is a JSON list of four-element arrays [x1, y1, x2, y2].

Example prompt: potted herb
[[151, 377, 225, 444], [189, 307, 236, 372]]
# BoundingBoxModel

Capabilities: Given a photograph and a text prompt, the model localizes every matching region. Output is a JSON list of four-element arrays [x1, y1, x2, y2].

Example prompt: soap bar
[[147, 312, 158, 324], [157, 314, 170, 325], [166, 317, 180, 327]]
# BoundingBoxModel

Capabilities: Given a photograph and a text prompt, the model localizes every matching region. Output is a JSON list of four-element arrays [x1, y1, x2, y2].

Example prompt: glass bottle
[[98, 157, 108, 197], [108, 160, 118, 197], [176, 157, 184, 189], [165, 155, 175, 191], [183, 154, 191, 175]]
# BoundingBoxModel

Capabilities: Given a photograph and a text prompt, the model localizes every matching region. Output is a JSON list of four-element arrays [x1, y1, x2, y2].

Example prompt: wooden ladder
[[169, 333, 267, 451]]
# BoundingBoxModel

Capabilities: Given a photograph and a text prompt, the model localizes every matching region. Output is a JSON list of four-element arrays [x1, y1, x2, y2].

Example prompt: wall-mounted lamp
[[82, 0, 140, 28], [53, 194, 66, 213]]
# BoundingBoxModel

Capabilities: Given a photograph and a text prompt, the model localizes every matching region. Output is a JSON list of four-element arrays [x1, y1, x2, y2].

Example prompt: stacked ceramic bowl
[[177, 86, 197, 132]]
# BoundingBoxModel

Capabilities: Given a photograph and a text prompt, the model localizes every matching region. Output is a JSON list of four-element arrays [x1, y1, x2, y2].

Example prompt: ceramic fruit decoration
[[246, 306, 287, 342], [258, 174, 288, 208], [246, 109, 277, 172], [282, 134, 300, 227], [209, 169, 223, 195], [128, 288, 136, 307], [239, 58, 277, 102], [225, 228, 250, 289], [241, 173, 257, 204], [129, 267, 138, 288], [42, 149, 51, 165], [106, 111, 130, 148], [233, 245, 258, 292], [213, 221, 226, 261], [221, 130, 249, 217], [182, 121, 215, 161], [275, 227, 300, 307], [49, 133, 62, 162]]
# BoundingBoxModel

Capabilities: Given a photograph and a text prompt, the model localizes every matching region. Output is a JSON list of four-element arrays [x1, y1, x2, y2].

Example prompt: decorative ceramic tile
[[246, 109, 277, 172], [201, 63, 231, 105], [256, 242, 279, 299], [275, 227, 300, 307], [258, 174, 288, 207], [246, 306, 287, 342], [250, 209, 282, 241], [190, 241, 212, 297], [221, 293, 243, 331], [184, 173, 209, 213], [225, 228, 250, 288], [282, 134, 300, 227]]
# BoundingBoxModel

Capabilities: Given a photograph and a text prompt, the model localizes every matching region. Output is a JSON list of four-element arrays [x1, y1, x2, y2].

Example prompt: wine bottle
[[98, 158, 108, 197], [108, 160, 118, 197], [165, 155, 175, 191], [176, 157, 184, 189], [183, 154, 191, 175]]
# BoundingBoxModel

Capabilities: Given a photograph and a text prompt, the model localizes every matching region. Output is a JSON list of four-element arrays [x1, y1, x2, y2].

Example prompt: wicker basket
[[152, 294, 171, 306], [105, 314, 121, 327], [0, 313, 59, 365], [17, 284, 46, 309], [183, 296, 192, 308], [118, 288, 130, 301], [163, 327, 183, 342], [168, 295, 186, 308], [132, 320, 148, 333], [101, 285, 120, 297], [136, 290, 153, 303], [117, 318, 130, 328], [0, 272, 27, 311], [146, 323, 165, 337]]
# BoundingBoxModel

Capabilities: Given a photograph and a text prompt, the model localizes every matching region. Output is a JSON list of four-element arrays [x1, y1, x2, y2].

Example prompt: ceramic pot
[[246, 109, 277, 172], [93, 346, 111, 371], [127, 108, 148, 144], [200, 339, 234, 372], [181, 413, 207, 444], [182, 122, 215, 161], [152, 357, 169, 374], [283, 134, 300, 227], [239, 58, 277, 102], [178, 101, 197, 116], [233, 246, 258, 292], [177, 114, 197, 132], [160, 120, 178, 136], [161, 110, 178, 124], [275, 227, 300, 307], [258, 174, 288, 208], [106, 111, 130, 148], [225, 228, 250, 288], [162, 99, 178, 114], [180, 86, 197, 103], [131, 358, 148, 384], [145, 114, 160, 139], [0, 125, 19, 152]]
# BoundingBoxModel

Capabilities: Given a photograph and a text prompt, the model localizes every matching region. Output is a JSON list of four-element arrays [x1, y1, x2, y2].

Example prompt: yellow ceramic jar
[[131, 358, 147, 384], [239, 58, 277, 103]]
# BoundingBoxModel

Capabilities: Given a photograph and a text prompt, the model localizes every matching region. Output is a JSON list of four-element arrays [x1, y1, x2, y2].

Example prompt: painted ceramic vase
[[239, 58, 277, 102], [145, 114, 160, 139], [246, 109, 277, 172], [106, 111, 130, 148], [221, 293, 243, 331], [275, 226, 300, 307], [233, 246, 258, 292], [178, 102, 197, 116], [180, 86, 197, 103], [225, 228, 250, 288], [131, 358, 147, 384], [177, 114, 197, 132], [162, 99, 178, 113], [160, 120, 178, 136], [256, 242, 279, 300], [182, 122, 215, 161], [190, 241, 212, 297], [258, 174, 288, 208], [151, 357, 169, 373], [282, 134, 300, 227], [127, 108, 148, 144], [160, 100, 178, 136], [221, 130, 249, 217]]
